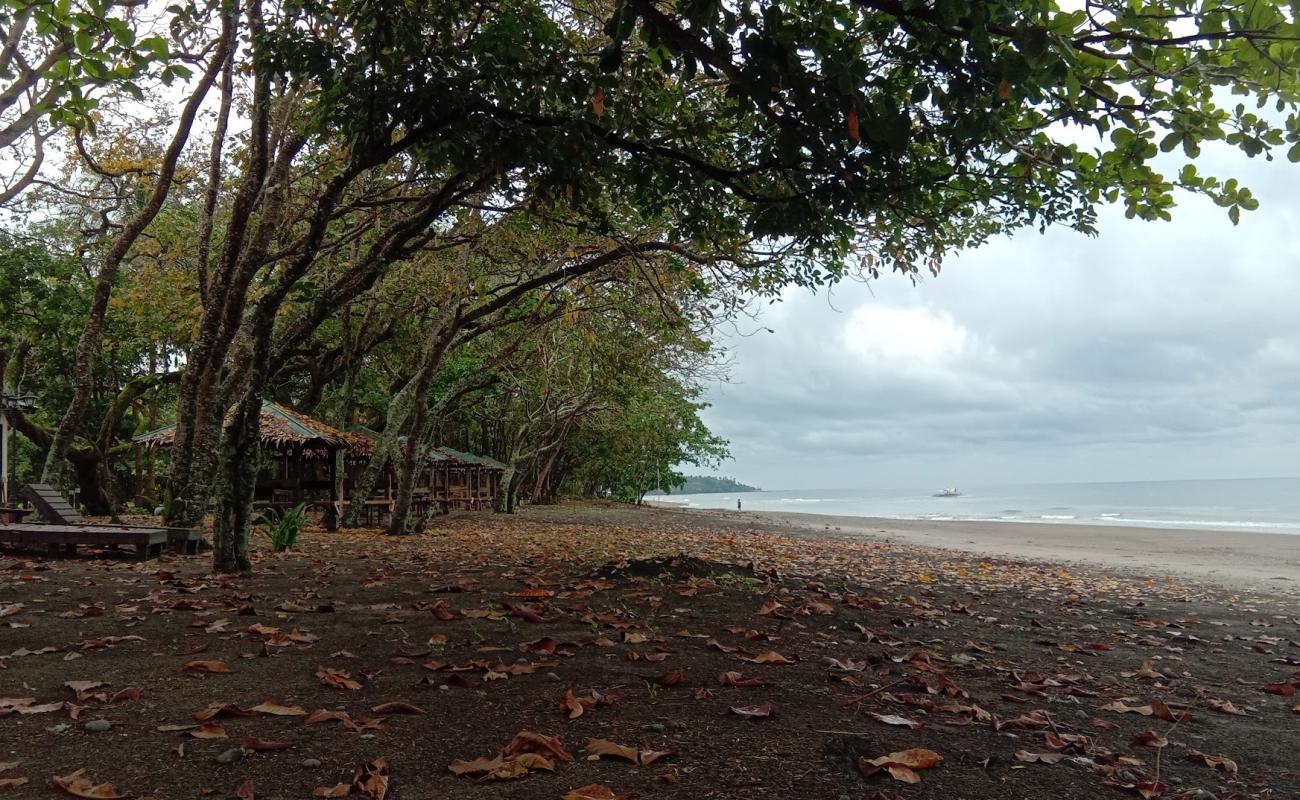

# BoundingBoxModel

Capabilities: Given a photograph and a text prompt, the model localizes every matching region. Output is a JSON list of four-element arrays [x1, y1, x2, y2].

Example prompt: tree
[[0, 0, 188, 205], [8, 0, 1300, 572]]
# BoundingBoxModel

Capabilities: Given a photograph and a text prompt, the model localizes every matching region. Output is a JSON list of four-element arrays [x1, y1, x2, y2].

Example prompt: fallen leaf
[[1014, 751, 1066, 764], [1205, 698, 1248, 716], [51, 770, 124, 799], [859, 749, 943, 784], [370, 702, 426, 715], [316, 667, 362, 690], [746, 650, 796, 665], [868, 712, 922, 729], [183, 660, 232, 674], [242, 735, 294, 751], [186, 722, 227, 739], [1185, 748, 1238, 774], [584, 739, 639, 763], [1131, 730, 1168, 748], [504, 731, 573, 761], [564, 785, 631, 800], [719, 671, 764, 687], [729, 702, 776, 718], [250, 701, 307, 716], [351, 758, 389, 800]]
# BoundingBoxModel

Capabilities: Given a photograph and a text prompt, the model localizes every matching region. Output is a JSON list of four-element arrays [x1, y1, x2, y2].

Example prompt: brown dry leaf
[[370, 702, 426, 715], [1014, 751, 1066, 764], [1100, 701, 1154, 716], [242, 736, 294, 751], [860, 748, 943, 784], [868, 712, 922, 729], [1131, 730, 1168, 748], [235, 779, 255, 800], [63, 681, 108, 701], [183, 660, 232, 674], [186, 722, 227, 739], [51, 769, 124, 799], [312, 784, 350, 797], [352, 758, 389, 800], [108, 688, 140, 704], [1122, 660, 1168, 680], [719, 671, 764, 687], [638, 748, 674, 766], [504, 731, 573, 762], [746, 650, 796, 665], [520, 637, 557, 654], [564, 785, 631, 800], [250, 701, 307, 716], [1185, 748, 1238, 774], [1106, 780, 1167, 799], [316, 667, 362, 690], [729, 702, 776, 719], [193, 703, 257, 721], [447, 756, 507, 776], [0, 777, 29, 790], [584, 739, 638, 764], [1150, 700, 1191, 722], [561, 690, 586, 720], [1205, 698, 1249, 716], [305, 710, 353, 725], [644, 670, 684, 687]]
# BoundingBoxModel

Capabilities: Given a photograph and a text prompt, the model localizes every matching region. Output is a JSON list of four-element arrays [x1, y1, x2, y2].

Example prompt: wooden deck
[[0, 523, 168, 560]]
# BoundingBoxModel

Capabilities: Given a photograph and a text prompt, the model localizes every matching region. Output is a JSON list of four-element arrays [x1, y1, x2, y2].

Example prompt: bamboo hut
[[134, 401, 367, 527], [434, 447, 506, 510]]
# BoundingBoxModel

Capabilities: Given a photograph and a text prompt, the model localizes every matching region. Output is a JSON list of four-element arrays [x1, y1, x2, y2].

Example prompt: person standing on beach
[[737, 499, 742, 511]]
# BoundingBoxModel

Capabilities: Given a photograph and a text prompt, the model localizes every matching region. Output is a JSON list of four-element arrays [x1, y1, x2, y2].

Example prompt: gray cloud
[[702, 145, 1300, 490]]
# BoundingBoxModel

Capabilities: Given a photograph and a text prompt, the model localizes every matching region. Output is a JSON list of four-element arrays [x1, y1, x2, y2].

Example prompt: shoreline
[[646, 502, 1300, 595]]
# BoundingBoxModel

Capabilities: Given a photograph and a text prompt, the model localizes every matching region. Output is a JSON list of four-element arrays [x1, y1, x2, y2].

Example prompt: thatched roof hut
[[134, 401, 370, 460]]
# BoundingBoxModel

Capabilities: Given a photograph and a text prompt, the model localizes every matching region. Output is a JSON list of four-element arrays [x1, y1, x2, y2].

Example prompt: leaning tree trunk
[[343, 323, 452, 527]]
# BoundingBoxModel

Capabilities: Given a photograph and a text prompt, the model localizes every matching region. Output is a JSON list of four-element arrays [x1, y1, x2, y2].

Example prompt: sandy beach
[[648, 503, 1300, 596]]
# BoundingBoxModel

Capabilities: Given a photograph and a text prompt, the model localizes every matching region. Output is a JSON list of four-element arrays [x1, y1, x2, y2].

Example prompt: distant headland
[[648, 475, 759, 495]]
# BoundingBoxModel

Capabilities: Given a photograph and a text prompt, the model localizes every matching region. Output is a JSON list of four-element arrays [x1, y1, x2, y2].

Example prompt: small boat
[[933, 488, 961, 497]]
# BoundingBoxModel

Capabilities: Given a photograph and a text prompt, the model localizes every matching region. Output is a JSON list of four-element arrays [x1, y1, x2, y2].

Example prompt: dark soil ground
[[1, 502, 1297, 800]]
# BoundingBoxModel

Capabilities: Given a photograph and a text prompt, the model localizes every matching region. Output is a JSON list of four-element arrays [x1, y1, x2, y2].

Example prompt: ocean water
[[649, 477, 1300, 535]]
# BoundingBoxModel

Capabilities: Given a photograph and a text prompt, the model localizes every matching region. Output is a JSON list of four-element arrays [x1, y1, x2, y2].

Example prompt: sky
[[700, 143, 1300, 491]]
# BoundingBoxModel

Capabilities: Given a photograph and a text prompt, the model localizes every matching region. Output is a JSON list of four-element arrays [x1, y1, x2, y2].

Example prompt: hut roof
[[135, 401, 356, 454], [436, 446, 507, 471]]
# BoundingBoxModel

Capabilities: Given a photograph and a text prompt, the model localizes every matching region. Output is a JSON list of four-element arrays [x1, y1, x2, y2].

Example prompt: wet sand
[[648, 503, 1300, 596]]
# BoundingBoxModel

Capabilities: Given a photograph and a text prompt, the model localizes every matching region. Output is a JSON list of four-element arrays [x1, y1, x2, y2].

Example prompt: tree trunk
[[210, 392, 261, 573], [70, 454, 112, 515], [386, 402, 428, 535]]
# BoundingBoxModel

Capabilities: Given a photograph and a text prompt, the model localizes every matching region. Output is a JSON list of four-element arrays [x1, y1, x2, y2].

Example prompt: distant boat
[[933, 488, 961, 497]]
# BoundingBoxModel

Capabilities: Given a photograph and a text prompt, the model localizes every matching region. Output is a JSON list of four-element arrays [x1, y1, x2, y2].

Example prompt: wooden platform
[[0, 523, 167, 560]]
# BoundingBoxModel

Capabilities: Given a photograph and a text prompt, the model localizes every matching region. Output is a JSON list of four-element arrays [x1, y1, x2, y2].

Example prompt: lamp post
[[1, 391, 38, 507]]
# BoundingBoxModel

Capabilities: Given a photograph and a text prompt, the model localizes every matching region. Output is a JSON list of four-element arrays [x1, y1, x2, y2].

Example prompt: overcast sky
[[702, 144, 1300, 491]]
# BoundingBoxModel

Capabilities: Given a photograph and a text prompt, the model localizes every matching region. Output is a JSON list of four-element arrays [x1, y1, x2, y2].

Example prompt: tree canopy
[[2, 0, 1299, 571]]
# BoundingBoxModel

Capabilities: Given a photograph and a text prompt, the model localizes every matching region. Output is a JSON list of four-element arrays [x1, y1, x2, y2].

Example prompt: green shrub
[[258, 504, 307, 552]]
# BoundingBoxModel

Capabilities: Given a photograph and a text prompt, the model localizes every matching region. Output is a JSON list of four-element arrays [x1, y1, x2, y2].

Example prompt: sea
[[649, 477, 1300, 535]]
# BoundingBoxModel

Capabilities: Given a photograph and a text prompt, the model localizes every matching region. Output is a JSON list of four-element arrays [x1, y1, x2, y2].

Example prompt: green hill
[[649, 475, 759, 495]]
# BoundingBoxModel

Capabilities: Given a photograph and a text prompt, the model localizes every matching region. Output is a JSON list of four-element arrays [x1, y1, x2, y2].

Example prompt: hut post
[[326, 446, 339, 531]]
